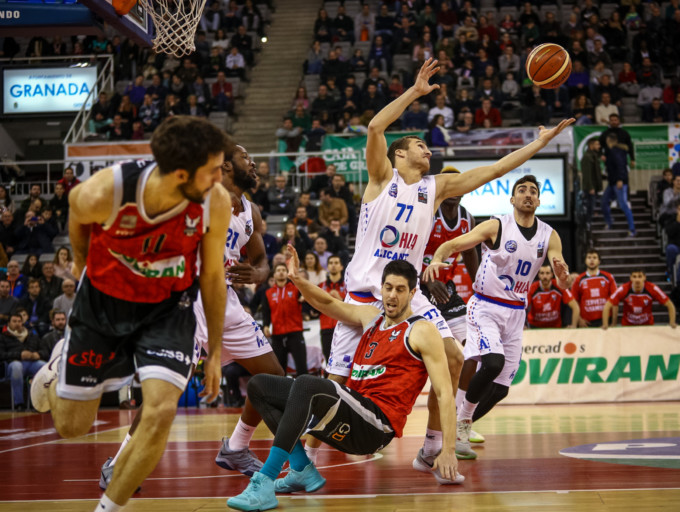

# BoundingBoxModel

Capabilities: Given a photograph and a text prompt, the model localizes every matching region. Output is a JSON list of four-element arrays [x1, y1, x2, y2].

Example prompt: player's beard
[[180, 180, 210, 204], [384, 299, 409, 320], [232, 168, 257, 191]]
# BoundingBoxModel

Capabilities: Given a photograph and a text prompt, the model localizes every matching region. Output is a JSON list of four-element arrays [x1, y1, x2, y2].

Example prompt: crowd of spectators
[[274, 0, 680, 152]]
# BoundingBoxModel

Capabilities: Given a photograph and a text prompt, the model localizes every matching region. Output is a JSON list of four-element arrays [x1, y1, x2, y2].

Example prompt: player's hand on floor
[[432, 449, 460, 482], [423, 262, 450, 282]]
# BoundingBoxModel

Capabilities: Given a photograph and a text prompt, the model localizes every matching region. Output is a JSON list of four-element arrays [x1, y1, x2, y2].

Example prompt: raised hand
[[537, 118, 576, 144], [285, 243, 300, 278], [413, 58, 441, 97], [423, 261, 451, 283]]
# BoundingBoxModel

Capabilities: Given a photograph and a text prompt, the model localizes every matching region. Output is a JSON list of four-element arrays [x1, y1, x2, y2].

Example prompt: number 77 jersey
[[345, 169, 437, 299], [473, 213, 553, 305]]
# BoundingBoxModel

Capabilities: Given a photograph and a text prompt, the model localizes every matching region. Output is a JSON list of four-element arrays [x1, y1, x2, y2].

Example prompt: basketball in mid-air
[[525, 43, 572, 89], [112, 0, 138, 16]]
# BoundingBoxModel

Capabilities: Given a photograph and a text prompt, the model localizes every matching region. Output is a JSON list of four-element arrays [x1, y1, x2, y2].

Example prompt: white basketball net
[[138, 0, 208, 58]]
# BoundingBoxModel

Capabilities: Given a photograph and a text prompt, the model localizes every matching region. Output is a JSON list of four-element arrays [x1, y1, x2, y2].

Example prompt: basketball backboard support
[[0, 0, 152, 47]]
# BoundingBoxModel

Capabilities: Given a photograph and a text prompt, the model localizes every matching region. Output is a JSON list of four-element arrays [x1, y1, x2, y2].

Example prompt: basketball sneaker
[[30, 338, 64, 413], [227, 472, 278, 512], [274, 462, 326, 493], [456, 419, 477, 460], [99, 457, 141, 492], [215, 436, 263, 476], [469, 429, 485, 443], [412, 449, 465, 485]]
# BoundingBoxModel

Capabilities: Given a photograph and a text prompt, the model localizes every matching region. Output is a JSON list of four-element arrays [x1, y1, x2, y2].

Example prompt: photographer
[[14, 210, 57, 256]]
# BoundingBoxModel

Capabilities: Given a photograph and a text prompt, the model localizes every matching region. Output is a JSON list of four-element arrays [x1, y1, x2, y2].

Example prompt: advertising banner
[[505, 326, 680, 404], [3, 66, 97, 114]]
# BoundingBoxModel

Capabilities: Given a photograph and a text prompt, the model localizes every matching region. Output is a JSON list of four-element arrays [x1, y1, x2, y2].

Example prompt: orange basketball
[[112, 0, 137, 16], [525, 43, 572, 89]]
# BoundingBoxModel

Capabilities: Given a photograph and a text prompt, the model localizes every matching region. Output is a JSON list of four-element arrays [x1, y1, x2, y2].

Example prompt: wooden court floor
[[1, 402, 679, 511]]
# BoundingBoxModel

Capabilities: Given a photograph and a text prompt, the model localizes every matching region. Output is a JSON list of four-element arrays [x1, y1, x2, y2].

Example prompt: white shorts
[[464, 294, 525, 387], [447, 316, 467, 344], [327, 288, 453, 377], [194, 286, 272, 366]]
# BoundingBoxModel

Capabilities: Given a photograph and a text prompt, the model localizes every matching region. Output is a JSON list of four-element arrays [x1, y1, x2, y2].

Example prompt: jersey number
[[395, 202, 413, 223], [364, 341, 379, 359], [515, 260, 532, 276], [142, 234, 167, 254], [226, 228, 240, 250]]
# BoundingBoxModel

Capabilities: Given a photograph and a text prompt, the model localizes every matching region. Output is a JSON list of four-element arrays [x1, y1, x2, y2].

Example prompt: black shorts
[[56, 275, 199, 401]]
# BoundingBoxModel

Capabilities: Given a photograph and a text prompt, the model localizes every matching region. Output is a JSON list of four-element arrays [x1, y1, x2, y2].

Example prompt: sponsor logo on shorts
[[351, 364, 386, 380], [330, 422, 351, 442], [436, 320, 446, 329], [505, 240, 518, 253], [80, 375, 97, 384], [68, 350, 115, 369], [146, 348, 192, 366]]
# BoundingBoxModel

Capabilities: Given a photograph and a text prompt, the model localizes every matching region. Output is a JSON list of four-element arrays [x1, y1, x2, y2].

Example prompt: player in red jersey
[[318, 254, 346, 363], [263, 263, 307, 375], [226, 247, 461, 512], [527, 263, 580, 328], [571, 249, 617, 327], [602, 269, 677, 328], [30, 116, 233, 512]]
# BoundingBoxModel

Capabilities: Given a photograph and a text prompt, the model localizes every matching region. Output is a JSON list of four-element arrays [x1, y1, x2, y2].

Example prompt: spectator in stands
[[572, 94, 595, 125], [262, 263, 307, 376], [603, 269, 677, 329], [146, 73, 168, 102], [636, 57, 662, 88], [318, 188, 348, 230], [595, 92, 620, 125], [602, 134, 636, 237], [199, 0, 222, 33], [361, 83, 387, 115], [588, 40, 612, 69], [318, 219, 349, 266], [257, 219, 278, 266], [0, 311, 46, 410], [105, 114, 131, 141], [333, 5, 354, 43], [599, 114, 635, 167], [368, 35, 392, 74], [278, 221, 312, 260], [668, 92, 680, 124], [56, 167, 80, 197], [19, 185, 44, 214], [21, 255, 41, 280], [618, 62, 640, 97], [656, 168, 675, 209], [374, 4, 395, 42], [230, 25, 254, 65], [429, 115, 453, 147], [0, 210, 18, 258], [15, 211, 56, 256], [592, 73, 619, 108], [124, 75, 146, 106], [212, 71, 234, 114], [0, 186, 15, 214], [572, 249, 618, 328], [40, 310, 66, 354], [293, 205, 321, 239], [354, 4, 375, 43], [18, 278, 51, 337], [436, 1, 457, 39], [665, 204, 680, 283], [475, 77, 503, 109], [455, 111, 475, 134], [475, 97, 501, 127], [567, 60, 590, 100], [306, 40, 324, 75], [163, 93, 183, 118], [311, 84, 337, 122], [527, 263, 580, 329], [292, 86, 309, 111], [53, 246, 76, 282], [313, 8, 332, 43], [290, 104, 312, 132], [225, 45, 246, 80], [498, 45, 520, 80], [138, 94, 162, 132], [643, 98, 670, 123], [401, 100, 429, 130], [302, 251, 326, 287], [5, 260, 26, 299], [38, 261, 62, 305], [427, 94, 454, 129], [184, 94, 207, 118], [296, 192, 318, 222], [313, 235, 333, 270], [637, 77, 664, 109], [0, 277, 17, 326], [580, 138, 603, 226], [659, 175, 680, 228], [190, 75, 211, 111], [267, 174, 297, 215], [53, 278, 76, 316]]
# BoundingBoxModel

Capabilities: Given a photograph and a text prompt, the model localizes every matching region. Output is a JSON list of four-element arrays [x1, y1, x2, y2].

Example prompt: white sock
[[459, 398, 477, 421], [455, 389, 466, 415], [94, 494, 123, 511], [111, 433, 132, 466], [304, 445, 319, 464], [422, 428, 442, 457], [228, 418, 256, 451]]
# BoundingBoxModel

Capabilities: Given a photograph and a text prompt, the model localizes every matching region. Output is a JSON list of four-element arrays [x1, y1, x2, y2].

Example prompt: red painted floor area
[[2, 410, 678, 501]]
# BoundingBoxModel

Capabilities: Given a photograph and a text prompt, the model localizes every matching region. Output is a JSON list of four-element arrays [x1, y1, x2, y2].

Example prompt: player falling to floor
[[98, 144, 286, 489], [30, 116, 232, 512], [602, 269, 677, 329], [418, 165, 485, 457], [424, 175, 574, 459], [527, 263, 580, 329], [313, 56, 575, 464], [227, 249, 462, 512]]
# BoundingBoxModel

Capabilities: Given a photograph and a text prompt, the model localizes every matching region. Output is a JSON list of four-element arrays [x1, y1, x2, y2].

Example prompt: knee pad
[[479, 353, 505, 380]]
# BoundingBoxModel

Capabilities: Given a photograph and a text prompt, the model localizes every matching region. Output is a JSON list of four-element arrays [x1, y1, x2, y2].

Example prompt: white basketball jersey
[[225, 195, 254, 285], [473, 214, 553, 303], [345, 169, 437, 298]]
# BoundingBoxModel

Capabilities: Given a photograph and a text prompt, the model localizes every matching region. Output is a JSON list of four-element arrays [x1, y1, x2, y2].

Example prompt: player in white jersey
[[424, 175, 573, 458], [311, 57, 574, 466], [99, 145, 284, 489]]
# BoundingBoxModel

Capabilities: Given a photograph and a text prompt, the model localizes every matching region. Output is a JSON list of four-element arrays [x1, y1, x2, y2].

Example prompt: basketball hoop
[[138, 0, 208, 58]]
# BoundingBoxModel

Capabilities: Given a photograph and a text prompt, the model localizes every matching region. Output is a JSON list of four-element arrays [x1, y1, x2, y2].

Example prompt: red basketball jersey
[[608, 281, 669, 326], [571, 271, 617, 322], [87, 161, 207, 303], [265, 281, 303, 334], [318, 279, 347, 330], [527, 280, 575, 328], [347, 314, 429, 437], [422, 205, 472, 283]]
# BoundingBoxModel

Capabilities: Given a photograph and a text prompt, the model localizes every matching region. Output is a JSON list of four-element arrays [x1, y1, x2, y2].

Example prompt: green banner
[[321, 131, 424, 182], [573, 124, 670, 171]]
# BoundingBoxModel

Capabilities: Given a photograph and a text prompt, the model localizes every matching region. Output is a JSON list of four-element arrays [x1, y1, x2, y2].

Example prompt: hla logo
[[511, 355, 680, 385], [351, 364, 386, 380], [470, 179, 555, 197]]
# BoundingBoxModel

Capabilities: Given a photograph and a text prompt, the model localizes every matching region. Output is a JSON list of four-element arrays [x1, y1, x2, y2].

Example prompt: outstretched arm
[[285, 244, 379, 328], [434, 118, 575, 206], [547, 230, 573, 290], [663, 300, 677, 328], [366, 58, 441, 188]]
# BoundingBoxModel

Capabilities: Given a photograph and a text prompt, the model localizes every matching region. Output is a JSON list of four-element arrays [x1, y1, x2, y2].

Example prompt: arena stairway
[[590, 190, 674, 324]]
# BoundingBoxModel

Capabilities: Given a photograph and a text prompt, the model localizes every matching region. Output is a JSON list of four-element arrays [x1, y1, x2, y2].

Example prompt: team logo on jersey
[[537, 241, 545, 258], [388, 330, 401, 342], [389, 183, 398, 198], [109, 250, 187, 279], [499, 274, 515, 291], [505, 240, 518, 253], [462, 225, 467, 233], [184, 215, 200, 236], [418, 185, 428, 203], [380, 225, 400, 248], [245, 220, 253, 236], [120, 215, 137, 230], [435, 224, 442, 233]]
